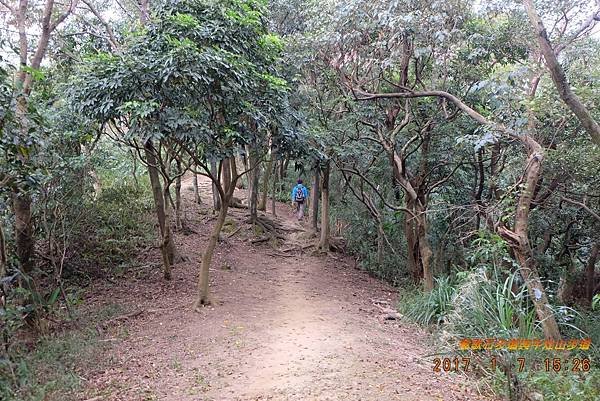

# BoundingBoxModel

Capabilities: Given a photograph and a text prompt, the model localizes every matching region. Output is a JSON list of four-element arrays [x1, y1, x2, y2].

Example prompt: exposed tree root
[[280, 243, 315, 253], [227, 226, 243, 238], [248, 215, 287, 241], [96, 310, 144, 333], [251, 236, 270, 244], [266, 252, 295, 258]]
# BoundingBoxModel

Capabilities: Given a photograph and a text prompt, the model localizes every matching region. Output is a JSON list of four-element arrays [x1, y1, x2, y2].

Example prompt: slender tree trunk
[[474, 148, 485, 231], [586, 243, 599, 306], [416, 205, 434, 291], [377, 220, 385, 265], [248, 147, 260, 222], [161, 187, 173, 280], [318, 162, 330, 252], [515, 152, 560, 340], [236, 154, 245, 189], [194, 167, 237, 308], [11, 191, 34, 273], [271, 161, 278, 216], [91, 171, 103, 201], [222, 158, 231, 196], [0, 219, 7, 280], [246, 151, 253, 204], [259, 156, 273, 211], [498, 146, 561, 340], [193, 171, 201, 204], [14, 97, 35, 274], [230, 156, 238, 185], [211, 160, 221, 211], [195, 201, 228, 308], [404, 203, 421, 283], [278, 158, 287, 191], [175, 161, 183, 231], [311, 165, 320, 232], [144, 141, 175, 275], [283, 159, 289, 177]]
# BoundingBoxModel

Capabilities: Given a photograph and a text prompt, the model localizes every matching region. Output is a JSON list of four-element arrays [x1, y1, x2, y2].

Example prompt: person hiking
[[291, 179, 309, 221]]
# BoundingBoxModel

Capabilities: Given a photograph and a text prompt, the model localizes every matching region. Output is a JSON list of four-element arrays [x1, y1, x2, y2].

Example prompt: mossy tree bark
[[318, 162, 330, 252]]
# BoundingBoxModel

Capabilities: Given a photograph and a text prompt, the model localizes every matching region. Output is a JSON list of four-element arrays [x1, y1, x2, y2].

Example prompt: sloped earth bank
[[80, 176, 490, 401]]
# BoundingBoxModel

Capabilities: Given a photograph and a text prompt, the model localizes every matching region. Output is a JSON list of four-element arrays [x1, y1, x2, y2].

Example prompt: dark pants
[[295, 201, 305, 220]]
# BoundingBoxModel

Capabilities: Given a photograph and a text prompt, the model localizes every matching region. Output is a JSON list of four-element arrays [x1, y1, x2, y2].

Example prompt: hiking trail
[[81, 175, 490, 401]]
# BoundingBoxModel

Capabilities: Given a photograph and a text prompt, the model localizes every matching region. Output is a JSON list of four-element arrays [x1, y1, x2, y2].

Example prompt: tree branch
[[523, 0, 600, 145], [561, 196, 600, 223]]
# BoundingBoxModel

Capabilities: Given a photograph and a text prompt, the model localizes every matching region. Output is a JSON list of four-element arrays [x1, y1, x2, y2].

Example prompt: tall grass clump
[[398, 276, 456, 325]]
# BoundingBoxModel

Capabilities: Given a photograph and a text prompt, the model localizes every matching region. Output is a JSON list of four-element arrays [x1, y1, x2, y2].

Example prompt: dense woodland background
[[1, 0, 599, 400]]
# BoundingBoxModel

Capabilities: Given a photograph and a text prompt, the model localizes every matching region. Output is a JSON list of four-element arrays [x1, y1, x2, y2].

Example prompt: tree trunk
[[377, 220, 384, 266], [230, 156, 238, 186], [498, 146, 561, 340], [175, 161, 183, 231], [0, 218, 7, 280], [194, 166, 238, 308], [586, 243, 599, 306], [416, 206, 434, 291], [161, 187, 173, 280], [278, 158, 288, 191], [222, 158, 231, 196], [248, 148, 260, 223], [14, 95, 35, 274], [404, 204, 421, 283], [236, 154, 245, 189], [194, 201, 228, 308], [271, 161, 278, 216], [144, 141, 175, 273], [311, 164, 320, 232], [283, 159, 289, 177], [11, 191, 34, 273], [259, 156, 273, 211], [211, 160, 221, 211], [318, 162, 330, 252], [193, 171, 201, 204]]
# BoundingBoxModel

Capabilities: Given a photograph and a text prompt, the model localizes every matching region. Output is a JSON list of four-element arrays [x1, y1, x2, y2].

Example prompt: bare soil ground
[[79, 177, 490, 401]]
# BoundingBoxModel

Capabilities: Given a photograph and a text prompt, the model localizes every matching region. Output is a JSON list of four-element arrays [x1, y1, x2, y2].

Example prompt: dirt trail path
[[83, 176, 488, 401]]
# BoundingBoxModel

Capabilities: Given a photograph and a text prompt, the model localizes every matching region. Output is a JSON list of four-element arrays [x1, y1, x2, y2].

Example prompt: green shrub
[[528, 371, 600, 401], [64, 178, 154, 278], [398, 276, 456, 325]]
